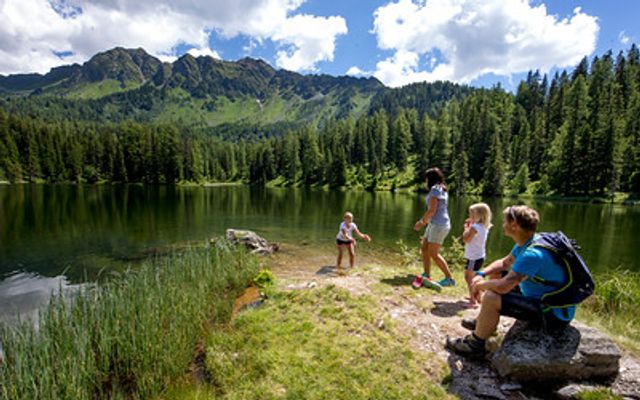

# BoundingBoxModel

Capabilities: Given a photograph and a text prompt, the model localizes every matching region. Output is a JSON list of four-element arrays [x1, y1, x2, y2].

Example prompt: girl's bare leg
[[336, 245, 344, 269], [348, 243, 355, 268]]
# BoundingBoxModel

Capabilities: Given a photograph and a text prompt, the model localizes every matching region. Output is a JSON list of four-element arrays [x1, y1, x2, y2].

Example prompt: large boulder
[[224, 229, 279, 255], [491, 320, 621, 382]]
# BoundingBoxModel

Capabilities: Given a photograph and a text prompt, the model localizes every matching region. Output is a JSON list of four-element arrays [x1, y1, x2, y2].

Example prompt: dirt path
[[265, 243, 640, 400]]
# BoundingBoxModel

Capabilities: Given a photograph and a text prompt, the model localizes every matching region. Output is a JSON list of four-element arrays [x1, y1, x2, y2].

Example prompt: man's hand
[[470, 275, 485, 303]]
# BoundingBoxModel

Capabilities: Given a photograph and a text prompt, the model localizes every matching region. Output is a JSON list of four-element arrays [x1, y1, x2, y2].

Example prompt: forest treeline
[[1, 45, 640, 197]]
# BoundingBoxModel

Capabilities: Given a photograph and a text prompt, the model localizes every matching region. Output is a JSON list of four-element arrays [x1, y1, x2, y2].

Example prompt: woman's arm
[[414, 196, 438, 231]]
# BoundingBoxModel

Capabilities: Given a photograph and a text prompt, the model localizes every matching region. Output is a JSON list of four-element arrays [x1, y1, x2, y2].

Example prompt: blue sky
[[0, 0, 638, 90]]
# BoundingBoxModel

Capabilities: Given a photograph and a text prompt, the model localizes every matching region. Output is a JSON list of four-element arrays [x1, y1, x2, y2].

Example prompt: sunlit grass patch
[[203, 285, 453, 400], [576, 387, 623, 400]]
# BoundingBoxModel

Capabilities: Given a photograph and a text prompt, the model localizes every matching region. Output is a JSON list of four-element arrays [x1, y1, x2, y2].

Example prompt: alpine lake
[[1, 184, 639, 321]]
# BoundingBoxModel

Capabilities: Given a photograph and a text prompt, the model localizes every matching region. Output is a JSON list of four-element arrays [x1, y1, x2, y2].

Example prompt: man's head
[[502, 205, 539, 237]]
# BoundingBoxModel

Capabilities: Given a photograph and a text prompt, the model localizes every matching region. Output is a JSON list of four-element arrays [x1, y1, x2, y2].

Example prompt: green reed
[[0, 241, 259, 400]]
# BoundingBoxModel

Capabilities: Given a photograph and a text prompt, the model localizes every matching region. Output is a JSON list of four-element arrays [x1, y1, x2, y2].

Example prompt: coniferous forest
[[1, 45, 640, 198]]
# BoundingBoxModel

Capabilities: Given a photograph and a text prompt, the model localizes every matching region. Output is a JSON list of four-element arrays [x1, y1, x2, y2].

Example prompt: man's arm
[[482, 254, 515, 276], [475, 270, 528, 295]]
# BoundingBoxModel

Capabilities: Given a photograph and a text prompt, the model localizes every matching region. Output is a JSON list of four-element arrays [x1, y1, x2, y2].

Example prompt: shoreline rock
[[491, 320, 621, 382], [223, 229, 279, 255]]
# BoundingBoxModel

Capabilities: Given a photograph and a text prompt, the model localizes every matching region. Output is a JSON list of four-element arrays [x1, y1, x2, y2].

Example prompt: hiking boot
[[461, 318, 477, 331], [438, 277, 456, 287], [422, 276, 443, 292], [446, 334, 486, 359]]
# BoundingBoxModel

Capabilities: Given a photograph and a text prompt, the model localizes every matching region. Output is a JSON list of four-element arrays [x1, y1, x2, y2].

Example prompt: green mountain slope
[[0, 47, 468, 128]]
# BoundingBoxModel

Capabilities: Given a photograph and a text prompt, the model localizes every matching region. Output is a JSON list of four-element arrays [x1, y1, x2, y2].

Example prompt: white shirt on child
[[336, 221, 358, 241], [464, 223, 489, 260]]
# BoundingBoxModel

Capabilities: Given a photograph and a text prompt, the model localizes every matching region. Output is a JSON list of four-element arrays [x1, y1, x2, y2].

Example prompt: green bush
[[253, 268, 275, 288]]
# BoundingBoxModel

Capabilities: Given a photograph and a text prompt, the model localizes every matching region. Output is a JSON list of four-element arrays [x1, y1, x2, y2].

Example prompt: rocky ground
[[265, 243, 640, 400]]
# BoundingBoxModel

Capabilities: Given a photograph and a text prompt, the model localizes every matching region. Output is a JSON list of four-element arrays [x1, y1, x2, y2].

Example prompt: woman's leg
[[427, 243, 453, 279], [420, 238, 431, 276]]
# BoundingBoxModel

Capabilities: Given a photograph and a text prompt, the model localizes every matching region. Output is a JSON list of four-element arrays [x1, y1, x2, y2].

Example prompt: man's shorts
[[464, 258, 484, 271], [500, 290, 568, 331], [423, 223, 450, 245]]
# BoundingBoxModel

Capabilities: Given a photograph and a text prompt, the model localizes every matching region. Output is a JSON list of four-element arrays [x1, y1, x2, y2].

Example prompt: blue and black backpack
[[528, 231, 595, 312]]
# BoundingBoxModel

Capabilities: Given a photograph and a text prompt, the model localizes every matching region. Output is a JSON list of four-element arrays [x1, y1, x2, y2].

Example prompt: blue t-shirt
[[426, 185, 450, 227], [511, 235, 576, 322]]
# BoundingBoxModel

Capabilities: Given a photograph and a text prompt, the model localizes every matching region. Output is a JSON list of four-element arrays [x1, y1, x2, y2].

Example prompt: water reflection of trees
[[0, 186, 637, 282]]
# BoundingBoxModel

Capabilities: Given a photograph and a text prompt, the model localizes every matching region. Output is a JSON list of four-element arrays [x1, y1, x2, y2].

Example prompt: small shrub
[[253, 269, 275, 288]]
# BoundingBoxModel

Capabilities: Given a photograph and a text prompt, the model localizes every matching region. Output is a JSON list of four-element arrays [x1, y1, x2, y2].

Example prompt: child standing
[[462, 203, 492, 307], [336, 211, 371, 274]]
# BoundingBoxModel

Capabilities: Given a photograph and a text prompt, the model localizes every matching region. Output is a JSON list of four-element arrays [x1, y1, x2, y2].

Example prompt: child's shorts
[[464, 258, 484, 271], [423, 223, 450, 245], [336, 238, 352, 246]]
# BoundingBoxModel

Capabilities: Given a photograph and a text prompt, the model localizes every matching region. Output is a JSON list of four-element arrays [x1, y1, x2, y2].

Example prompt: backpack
[[528, 231, 595, 311]]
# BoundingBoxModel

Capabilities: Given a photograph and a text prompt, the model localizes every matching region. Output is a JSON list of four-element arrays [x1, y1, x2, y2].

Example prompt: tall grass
[[0, 242, 259, 400], [580, 269, 640, 351]]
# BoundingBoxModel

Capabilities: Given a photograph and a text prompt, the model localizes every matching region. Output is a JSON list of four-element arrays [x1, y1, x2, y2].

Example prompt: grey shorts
[[423, 223, 450, 245]]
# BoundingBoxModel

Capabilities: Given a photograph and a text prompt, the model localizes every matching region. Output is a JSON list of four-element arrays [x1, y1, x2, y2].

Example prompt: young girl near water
[[462, 203, 492, 307], [336, 211, 371, 274]]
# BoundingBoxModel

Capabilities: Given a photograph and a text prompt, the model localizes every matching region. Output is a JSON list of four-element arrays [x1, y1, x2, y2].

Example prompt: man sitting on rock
[[446, 205, 574, 359]]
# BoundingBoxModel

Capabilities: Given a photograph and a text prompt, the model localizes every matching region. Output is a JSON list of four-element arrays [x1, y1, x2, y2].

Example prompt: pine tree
[[450, 130, 469, 195], [282, 132, 301, 182], [372, 109, 389, 172], [328, 147, 347, 188], [391, 112, 411, 171], [568, 76, 592, 194], [300, 126, 322, 184], [482, 126, 505, 195]]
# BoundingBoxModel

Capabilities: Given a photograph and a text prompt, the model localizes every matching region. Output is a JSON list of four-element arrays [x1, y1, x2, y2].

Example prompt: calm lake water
[[1, 184, 639, 318]]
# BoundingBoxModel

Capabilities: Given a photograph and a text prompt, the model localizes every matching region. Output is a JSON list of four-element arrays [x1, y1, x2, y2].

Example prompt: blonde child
[[336, 211, 371, 273], [462, 203, 492, 307]]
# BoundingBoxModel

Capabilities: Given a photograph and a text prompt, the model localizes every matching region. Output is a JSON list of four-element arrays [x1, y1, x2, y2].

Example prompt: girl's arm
[[354, 227, 371, 242], [341, 227, 354, 242], [414, 197, 438, 230], [462, 225, 477, 244]]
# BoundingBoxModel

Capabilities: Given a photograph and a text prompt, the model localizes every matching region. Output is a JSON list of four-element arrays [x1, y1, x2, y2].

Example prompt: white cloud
[[619, 31, 631, 45], [371, 0, 599, 87], [346, 66, 366, 76], [0, 0, 347, 75], [273, 14, 347, 71], [187, 47, 221, 59]]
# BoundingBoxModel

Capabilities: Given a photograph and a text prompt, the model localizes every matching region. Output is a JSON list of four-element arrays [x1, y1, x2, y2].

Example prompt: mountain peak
[[83, 47, 161, 83]]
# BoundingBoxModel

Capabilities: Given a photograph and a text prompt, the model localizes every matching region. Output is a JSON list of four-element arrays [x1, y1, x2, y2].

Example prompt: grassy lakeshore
[[0, 243, 259, 400], [1, 240, 637, 399]]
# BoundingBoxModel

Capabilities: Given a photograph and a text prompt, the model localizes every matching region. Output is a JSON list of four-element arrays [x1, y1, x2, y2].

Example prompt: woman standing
[[412, 167, 455, 290]]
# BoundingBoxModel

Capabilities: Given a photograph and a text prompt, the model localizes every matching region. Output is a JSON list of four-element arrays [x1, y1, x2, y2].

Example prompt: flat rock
[[492, 320, 621, 382]]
